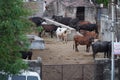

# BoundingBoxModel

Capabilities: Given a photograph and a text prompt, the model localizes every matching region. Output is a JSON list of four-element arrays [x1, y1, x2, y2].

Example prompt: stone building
[[44, 0, 96, 23]]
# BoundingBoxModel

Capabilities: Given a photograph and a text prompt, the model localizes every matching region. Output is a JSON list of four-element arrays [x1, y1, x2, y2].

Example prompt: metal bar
[[111, 0, 115, 80]]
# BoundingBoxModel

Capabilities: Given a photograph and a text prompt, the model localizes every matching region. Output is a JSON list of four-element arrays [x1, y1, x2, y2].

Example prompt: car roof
[[0, 70, 41, 78], [20, 70, 40, 76]]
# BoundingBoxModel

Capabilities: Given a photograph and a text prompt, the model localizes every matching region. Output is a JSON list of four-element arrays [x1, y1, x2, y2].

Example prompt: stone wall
[[24, 1, 44, 17]]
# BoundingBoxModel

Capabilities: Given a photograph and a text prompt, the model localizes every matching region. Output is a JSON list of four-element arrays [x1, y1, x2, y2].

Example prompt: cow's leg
[[62, 37, 65, 44], [20, 51, 27, 59], [50, 31, 53, 38], [86, 45, 90, 52], [109, 51, 111, 59], [41, 30, 45, 37], [107, 52, 110, 58], [56, 34, 60, 41], [75, 42, 79, 52], [104, 52, 109, 58], [27, 51, 33, 60], [58, 35, 62, 41], [63, 36, 67, 44], [93, 52, 96, 59], [104, 52, 106, 58], [65, 37, 67, 44], [38, 32, 42, 37]]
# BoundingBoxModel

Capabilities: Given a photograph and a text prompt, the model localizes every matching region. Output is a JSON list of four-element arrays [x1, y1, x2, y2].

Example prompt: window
[[12, 75, 26, 80], [27, 76, 39, 80]]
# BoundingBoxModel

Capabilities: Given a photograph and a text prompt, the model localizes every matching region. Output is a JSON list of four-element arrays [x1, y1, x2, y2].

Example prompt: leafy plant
[[95, 0, 109, 7], [36, 26, 44, 32], [0, 0, 33, 75]]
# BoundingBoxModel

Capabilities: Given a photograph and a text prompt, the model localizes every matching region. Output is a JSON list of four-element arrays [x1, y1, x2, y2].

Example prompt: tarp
[[27, 35, 45, 50]]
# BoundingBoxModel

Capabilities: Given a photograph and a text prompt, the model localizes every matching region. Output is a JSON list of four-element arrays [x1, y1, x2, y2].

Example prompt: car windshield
[[12, 75, 26, 80], [27, 76, 39, 80]]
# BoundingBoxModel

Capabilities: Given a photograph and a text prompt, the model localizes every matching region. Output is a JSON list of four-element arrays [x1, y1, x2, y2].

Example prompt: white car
[[0, 71, 41, 80]]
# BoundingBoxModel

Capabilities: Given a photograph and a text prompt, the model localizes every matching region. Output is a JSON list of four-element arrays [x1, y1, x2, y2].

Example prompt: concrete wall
[[85, 7, 96, 23], [100, 15, 113, 41]]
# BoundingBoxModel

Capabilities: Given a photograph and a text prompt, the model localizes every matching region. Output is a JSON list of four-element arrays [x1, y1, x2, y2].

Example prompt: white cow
[[56, 27, 68, 43]]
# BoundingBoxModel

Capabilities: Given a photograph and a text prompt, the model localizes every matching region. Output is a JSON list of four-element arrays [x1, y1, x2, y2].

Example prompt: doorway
[[76, 7, 85, 20]]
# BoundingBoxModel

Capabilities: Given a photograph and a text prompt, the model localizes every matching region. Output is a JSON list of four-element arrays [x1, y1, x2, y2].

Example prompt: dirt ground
[[32, 36, 103, 65]]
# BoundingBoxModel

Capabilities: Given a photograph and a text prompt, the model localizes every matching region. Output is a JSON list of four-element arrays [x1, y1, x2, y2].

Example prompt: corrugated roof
[[61, 0, 94, 7]]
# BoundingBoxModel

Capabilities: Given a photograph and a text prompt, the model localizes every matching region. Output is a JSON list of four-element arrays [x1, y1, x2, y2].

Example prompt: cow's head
[[89, 37, 94, 44]]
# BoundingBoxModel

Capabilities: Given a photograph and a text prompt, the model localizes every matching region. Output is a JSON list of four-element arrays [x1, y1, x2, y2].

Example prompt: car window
[[27, 76, 38, 80], [12, 75, 26, 80]]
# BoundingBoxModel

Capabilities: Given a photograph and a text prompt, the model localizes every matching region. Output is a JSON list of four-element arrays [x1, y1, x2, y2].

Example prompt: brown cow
[[79, 30, 97, 39], [78, 21, 91, 26], [40, 24, 58, 38], [73, 34, 94, 52]]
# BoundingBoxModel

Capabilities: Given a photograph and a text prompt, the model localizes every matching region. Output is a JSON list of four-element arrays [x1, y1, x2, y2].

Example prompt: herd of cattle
[[21, 16, 112, 60]]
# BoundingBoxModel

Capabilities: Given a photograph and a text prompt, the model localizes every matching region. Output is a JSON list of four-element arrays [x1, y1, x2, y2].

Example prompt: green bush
[[0, 0, 33, 75], [36, 26, 44, 32]]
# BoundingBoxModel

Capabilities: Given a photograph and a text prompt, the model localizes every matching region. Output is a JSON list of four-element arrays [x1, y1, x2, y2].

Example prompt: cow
[[77, 21, 91, 26], [52, 15, 72, 26], [76, 23, 99, 35], [79, 30, 97, 39], [56, 27, 68, 43], [69, 18, 80, 28], [73, 34, 94, 52], [58, 17, 72, 26], [52, 15, 63, 21], [19, 51, 33, 60], [29, 17, 46, 27], [91, 40, 111, 59], [41, 24, 58, 38]]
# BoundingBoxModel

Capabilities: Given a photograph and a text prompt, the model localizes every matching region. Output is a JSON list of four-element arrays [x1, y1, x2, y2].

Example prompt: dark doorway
[[76, 7, 85, 20]]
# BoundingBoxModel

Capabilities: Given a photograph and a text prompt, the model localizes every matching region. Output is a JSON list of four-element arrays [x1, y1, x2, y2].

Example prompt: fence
[[41, 59, 120, 80], [42, 64, 95, 80]]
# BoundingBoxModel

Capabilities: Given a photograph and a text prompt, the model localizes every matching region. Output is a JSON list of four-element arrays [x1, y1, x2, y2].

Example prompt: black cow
[[76, 23, 99, 34], [92, 41, 111, 59], [52, 15, 63, 21], [19, 51, 33, 60], [58, 17, 72, 26], [52, 15, 72, 26], [29, 17, 46, 27], [69, 18, 80, 28]]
